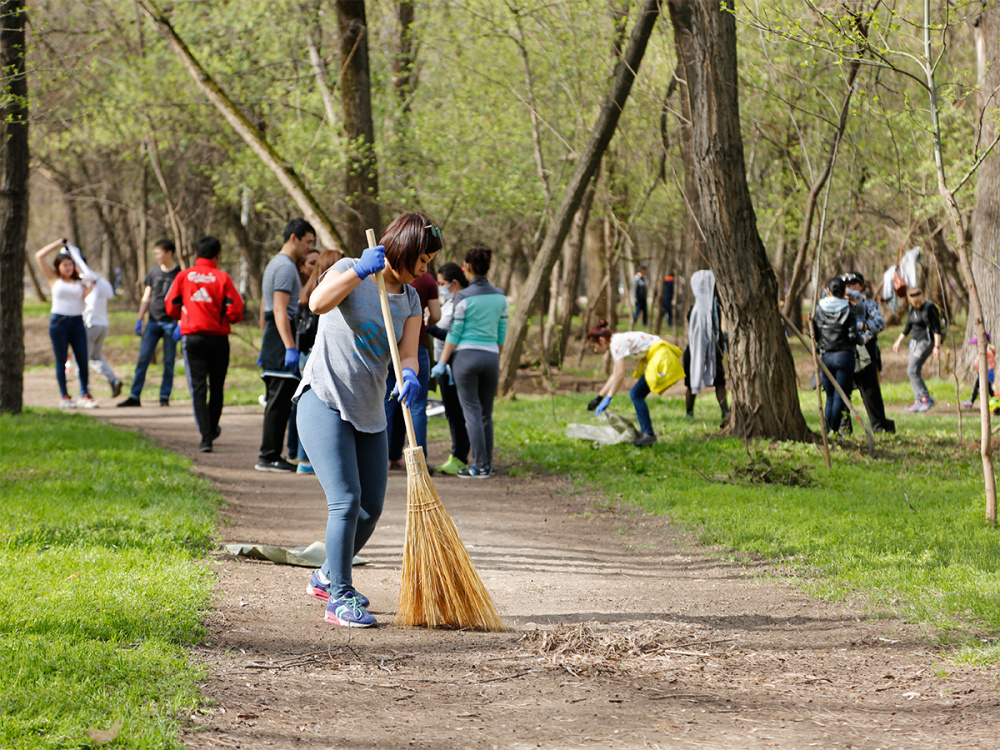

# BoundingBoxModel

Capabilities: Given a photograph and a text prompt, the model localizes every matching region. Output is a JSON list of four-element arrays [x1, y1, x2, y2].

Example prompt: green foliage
[[489, 394, 1000, 648], [0, 410, 221, 748]]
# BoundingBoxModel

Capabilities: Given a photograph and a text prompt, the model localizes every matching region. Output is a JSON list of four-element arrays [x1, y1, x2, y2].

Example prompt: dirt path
[[24, 371, 998, 749]]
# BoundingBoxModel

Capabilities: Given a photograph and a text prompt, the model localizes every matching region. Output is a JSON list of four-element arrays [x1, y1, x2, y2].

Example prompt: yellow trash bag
[[632, 340, 685, 394]]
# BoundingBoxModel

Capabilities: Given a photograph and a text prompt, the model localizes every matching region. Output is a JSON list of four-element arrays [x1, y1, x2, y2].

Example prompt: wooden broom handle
[[369, 228, 418, 449]]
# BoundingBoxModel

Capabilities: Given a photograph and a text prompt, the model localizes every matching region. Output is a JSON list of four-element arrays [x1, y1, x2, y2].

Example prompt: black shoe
[[111, 380, 123, 398], [255, 458, 296, 473], [117, 397, 141, 407], [212, 425, 222, 439], [160, 398, 170, 407], [632, 433, 657, 447], [198, 439, 213, 453]]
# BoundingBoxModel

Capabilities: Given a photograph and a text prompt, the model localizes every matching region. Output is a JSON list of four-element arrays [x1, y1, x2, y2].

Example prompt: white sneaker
[[59, 396, 76, 409], [77, 394, 99, 409]]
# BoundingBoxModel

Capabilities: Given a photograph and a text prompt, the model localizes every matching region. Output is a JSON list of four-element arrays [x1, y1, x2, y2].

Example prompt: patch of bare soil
[[22, 370, 998, 750]]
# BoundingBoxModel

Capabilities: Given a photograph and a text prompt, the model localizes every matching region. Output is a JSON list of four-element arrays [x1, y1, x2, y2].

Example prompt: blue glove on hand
[[284, 347, 300, 369], [397, 367, 420, 406], [595, 396, 612, 415], [134, 319, 143, 336], [353, 244, 386, 280], [430, 361, 448, 379], [171, 324, 182, 342]]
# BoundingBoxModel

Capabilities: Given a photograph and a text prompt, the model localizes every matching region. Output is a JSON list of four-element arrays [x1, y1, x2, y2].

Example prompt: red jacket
[[164, 258, 244, 335]]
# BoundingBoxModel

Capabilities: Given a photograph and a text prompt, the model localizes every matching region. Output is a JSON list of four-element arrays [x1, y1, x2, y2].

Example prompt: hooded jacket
[[813, 296, 860, 354]]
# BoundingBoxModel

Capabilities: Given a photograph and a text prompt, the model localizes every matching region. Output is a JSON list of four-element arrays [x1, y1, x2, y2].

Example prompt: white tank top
[[50, 279, 86, 316]]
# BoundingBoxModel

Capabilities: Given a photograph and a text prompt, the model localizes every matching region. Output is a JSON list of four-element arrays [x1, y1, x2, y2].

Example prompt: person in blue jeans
[[813, 275, 861, 435], [118, 239, 181, 407], [296, 211, 440, 627]]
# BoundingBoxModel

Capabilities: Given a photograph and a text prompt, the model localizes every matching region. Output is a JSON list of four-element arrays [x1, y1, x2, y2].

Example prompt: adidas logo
[[191, 288, 213, 303]]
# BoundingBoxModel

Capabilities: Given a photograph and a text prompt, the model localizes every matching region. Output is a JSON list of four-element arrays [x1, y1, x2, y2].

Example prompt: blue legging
[[49, 314, 89, 398], [297, 388, 388, 599]]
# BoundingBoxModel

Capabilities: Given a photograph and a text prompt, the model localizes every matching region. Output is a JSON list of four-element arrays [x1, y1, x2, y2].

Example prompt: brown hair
[[585, 319, 614, 344], [464, 247, 493, 276], [379, 211, 443, 276], [907, 287, 924, 298], [300, 250, 339, 305], [54, 251, 81, 281]]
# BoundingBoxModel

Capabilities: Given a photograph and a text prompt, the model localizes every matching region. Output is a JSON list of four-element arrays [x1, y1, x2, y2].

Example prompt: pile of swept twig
[[518, 622, 732, 677]]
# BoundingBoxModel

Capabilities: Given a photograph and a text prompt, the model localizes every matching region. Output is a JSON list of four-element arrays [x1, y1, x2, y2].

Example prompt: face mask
[[438, 285, 452, 303]]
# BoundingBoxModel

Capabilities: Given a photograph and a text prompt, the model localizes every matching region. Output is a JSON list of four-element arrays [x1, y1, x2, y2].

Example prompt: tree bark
[[667, 0, 810, 440], [553, 181, 597, 365], [1, 0, 28, 414], [337, 0, 381, 250], [498, 0, 660, 395], [969, 5, 1000, 356], [136, 0, 347, 255]]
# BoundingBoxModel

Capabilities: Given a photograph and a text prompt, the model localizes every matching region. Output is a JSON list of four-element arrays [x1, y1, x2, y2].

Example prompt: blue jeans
[[297, 388, 387, 599], [49, 314, 89, 398], [630, 376, 654, 436], [385, 346, 430, 459], [821, 349, 855, 433], [129, 319, 178, 401]]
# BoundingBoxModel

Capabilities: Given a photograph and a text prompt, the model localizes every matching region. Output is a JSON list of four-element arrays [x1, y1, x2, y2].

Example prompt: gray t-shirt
[[262, 253, 301, 320], [295, 258, 421, 432]]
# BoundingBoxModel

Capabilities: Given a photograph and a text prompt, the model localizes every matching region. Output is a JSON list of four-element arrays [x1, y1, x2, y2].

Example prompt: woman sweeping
[[34, 239, 98, 409], [297, 212, 440, 627], [586, 322, 681, 447], [431, 247, 508, 479]]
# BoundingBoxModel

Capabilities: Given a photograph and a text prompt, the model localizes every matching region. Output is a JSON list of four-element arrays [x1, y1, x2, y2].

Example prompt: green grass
[[485, 392, 1000, 659], [0, 410, 222, 749]]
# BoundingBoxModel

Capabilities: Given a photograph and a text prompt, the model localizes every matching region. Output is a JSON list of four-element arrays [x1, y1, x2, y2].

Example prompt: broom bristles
[[397, 446, 507, 631]]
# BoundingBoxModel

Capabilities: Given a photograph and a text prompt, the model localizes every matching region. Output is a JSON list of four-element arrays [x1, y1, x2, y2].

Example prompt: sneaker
[[306, 571, 369, 607], [117, 397, 141, 407], [325, 593, 376, 627], [457, 465, 493, 479], [685, 411, 694, 419], [59, 396, 76, 409], [435, 455, 468, 475], [254, 458, 296, 473], [914, 397, 935, 413], [111, 380, 123, 398], [632, 432, 657, 447], [77, 394, 99, 409], [212, 425, 222, 439], [960, 400, 974, 410], [198, 439, 213, 453], [905, 401, 921, 412], [160, 398, 170, 407], [296, 461, 314, 475]]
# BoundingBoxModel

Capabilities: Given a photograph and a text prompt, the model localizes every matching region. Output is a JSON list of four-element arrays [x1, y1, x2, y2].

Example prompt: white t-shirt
[[50, 279, 86, 316], [609, 331, 660, 361], [84, 277, 115, 327]]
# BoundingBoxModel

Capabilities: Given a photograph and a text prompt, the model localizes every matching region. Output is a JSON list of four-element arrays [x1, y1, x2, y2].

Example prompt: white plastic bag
[[565, 410, 639, 446]]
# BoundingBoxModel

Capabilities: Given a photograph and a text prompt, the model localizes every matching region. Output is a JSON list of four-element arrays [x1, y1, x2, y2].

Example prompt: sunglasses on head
[[424, 224, 442, 241]]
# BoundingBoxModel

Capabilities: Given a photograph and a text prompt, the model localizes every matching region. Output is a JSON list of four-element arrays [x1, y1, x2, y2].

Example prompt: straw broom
[[368, 228, 506, 632]]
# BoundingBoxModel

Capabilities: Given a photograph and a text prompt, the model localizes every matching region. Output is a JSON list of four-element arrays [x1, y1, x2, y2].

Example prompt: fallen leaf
[[85, 720, 121, 745]]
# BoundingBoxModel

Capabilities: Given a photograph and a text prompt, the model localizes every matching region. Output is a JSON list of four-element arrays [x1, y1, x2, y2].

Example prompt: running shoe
[[306, 571, 369, 607], [632, 432, 657, 447], [77, 394, 99, 409], [435, 455, 468, 475], [255, 458, 296, 473], [325, 593, 376, 628], [111, 380, 123, 398], [59, 396, 76, 409], [296, 461, 314, 475], [457, 465, 493, 479], [913, 397, 935, 412]]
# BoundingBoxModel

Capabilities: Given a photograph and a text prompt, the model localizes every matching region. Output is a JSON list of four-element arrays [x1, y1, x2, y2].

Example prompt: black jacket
[[813, 298, 860, 354]]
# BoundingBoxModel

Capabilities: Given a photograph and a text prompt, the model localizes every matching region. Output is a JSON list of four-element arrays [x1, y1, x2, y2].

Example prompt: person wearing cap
[[892, 287, 942, 412], [843, 271, 894, 433]]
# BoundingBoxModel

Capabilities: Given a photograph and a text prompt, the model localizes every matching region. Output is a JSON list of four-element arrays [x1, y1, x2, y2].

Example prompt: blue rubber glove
[[134, 319, 143, 336], [353, 244, 386, 280], [284, 347, 300, 369], [430, 361, 448, 379], [397, 367, 420, 406], [171, 324, 182, 342], [595, 396, 612, 415]]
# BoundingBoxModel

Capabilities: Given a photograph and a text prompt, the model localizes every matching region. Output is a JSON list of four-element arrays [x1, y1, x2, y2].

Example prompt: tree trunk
[[337, 0, 381, 250], [553, 181, 597, 364], [498, 0, 660, 395], [667, 0, 809, 441], [136, 0, 347, 255], [969, 5, 1000, 354], [0, 0, 28, 414]]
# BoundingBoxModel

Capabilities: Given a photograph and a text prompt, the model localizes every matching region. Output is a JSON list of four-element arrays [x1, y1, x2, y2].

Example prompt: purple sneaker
[[306, 571, 369, 607], [325, 593, 376, 628]]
